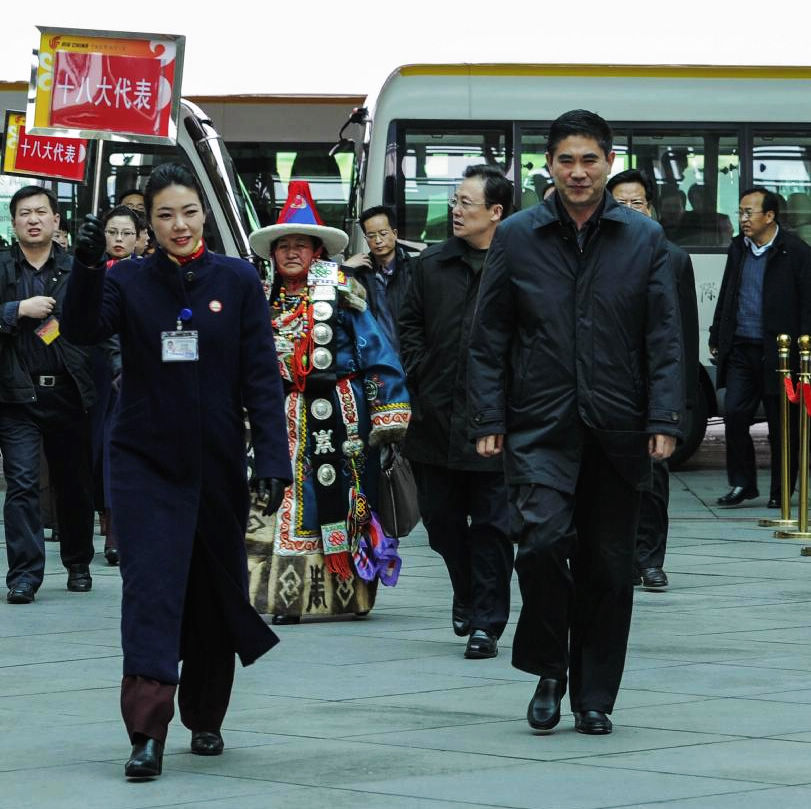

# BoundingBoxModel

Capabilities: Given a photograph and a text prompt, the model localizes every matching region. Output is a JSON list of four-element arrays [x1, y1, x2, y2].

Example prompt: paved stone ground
[[1, 461, 811, 809]]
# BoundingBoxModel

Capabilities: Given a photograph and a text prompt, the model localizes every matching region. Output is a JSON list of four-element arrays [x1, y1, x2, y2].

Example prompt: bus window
[[396, 126, 511, 244], [227, 143, 354, 232], [752, 133, 811, 245], [625, 130, 739, 247], [518, 128, 550, 208]]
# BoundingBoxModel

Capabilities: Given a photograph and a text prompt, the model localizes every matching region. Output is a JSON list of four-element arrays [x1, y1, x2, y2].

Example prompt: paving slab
[[1, 465, 811, 808]]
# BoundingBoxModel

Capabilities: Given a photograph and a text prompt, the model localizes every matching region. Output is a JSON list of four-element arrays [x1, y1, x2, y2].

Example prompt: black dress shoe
[[7, 582, 35, 604], [271, 614, 300, 625], [191, 730, 224, 756], [716, 486, 758, 506], [641, 567, 668, 589], [767, 498, 780, 509], [125, 736, 163, 778], [451, 596, 471, 637], [527, 678, 564, 731], [67, 564, 92, 592], [464, 628, 497, 659], [574, 710, 613, 735], [104, 546, 119, 566]]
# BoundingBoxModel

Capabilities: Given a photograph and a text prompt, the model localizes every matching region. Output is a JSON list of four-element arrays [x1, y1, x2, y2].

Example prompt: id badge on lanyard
[[161, 330, 199, 362]]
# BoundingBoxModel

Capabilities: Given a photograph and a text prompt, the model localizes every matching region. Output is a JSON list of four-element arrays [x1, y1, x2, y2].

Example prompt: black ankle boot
[[124, 736, 163, 779]]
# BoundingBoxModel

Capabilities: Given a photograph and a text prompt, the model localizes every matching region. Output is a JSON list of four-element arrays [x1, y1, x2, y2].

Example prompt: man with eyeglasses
[[343, 206, 414, 353], [710, 187, 811, 507], [0, 186, 97, 604], [399, 164, 515, 660], [608, 169, 699, 590]]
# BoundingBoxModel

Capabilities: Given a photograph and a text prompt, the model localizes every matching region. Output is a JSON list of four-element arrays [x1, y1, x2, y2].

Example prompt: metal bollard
[[760, 334, 797, 528], [776, 335, 811, 540]]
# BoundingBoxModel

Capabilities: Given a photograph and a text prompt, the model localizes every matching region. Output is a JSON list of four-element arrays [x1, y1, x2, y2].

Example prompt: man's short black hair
[[547, 109, 613, 160], [606, 169, 654, 203], [10, 185, 59, 217], [462, 164, 514, 217], [117, 187, 144, 204], [739, 186, 780, 220], [359, 206, 396, 232]]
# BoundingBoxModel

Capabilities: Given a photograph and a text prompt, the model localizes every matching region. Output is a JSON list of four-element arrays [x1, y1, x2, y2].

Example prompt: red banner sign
[[2, 111, 88, 183], [28, 28, 184, 145]]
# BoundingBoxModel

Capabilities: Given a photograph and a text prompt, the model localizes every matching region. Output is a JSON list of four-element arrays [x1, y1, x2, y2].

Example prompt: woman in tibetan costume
[[247, 183, 410, 624]]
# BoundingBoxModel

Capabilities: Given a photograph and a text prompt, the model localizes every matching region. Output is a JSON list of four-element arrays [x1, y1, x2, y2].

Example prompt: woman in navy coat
[[62, 163, 292, 779]]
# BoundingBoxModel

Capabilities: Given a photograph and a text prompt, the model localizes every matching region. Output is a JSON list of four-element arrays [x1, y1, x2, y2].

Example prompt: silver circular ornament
[[310, 398, 333, 420], [312, 347, 333, 369], [317, 464, 337, 486], [312, 322, 333, 345], [313, 301, 334, 321]]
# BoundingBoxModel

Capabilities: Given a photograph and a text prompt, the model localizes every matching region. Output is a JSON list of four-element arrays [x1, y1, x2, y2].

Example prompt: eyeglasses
[[448, 197, 488, 211], [364, 229, 391, 241], [737, 209, 764, 220], [105, 229, 136, 239]]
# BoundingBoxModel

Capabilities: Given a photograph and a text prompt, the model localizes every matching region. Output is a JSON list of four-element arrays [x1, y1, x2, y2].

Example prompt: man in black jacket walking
[[608, 169, 700, 590], [710, 188, 811, 507], [0, 187, 96, 603], [468, 111, 683, 734], [399, 165, 514, 660]]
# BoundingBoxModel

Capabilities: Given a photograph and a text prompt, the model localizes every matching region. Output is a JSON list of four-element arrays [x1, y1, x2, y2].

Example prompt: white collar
[[745, 224, 779, 257]]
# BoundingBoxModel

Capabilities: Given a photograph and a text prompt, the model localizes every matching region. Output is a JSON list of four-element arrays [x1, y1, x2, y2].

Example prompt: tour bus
[[343, 63, 811, 464], [1, 99, 261, 264]]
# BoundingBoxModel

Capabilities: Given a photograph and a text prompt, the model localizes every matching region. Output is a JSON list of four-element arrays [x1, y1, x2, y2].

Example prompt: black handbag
[[378, 443, 420, 538]]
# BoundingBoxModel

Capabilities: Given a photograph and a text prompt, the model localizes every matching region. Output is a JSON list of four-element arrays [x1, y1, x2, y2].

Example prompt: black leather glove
[[74, 214, 107, 267], [254, 477, 287, 516]]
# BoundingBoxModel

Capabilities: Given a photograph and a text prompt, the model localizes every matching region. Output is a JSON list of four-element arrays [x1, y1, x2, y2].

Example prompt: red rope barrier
[[785, 376, 801, 404]]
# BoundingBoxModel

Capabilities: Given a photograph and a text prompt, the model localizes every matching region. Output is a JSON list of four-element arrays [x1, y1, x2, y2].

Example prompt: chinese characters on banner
[[52, 53, 164, 136], [2, 111, 88, 183], [27, 28, 185, 145]]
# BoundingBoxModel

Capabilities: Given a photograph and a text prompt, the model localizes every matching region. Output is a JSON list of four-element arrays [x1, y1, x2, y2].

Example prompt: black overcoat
[[467, 193, 684, 493], [667, 241, 700, 409], [62, 248, 292, 683], [398, 236, 502, 472], [709, 229, 811, 395]]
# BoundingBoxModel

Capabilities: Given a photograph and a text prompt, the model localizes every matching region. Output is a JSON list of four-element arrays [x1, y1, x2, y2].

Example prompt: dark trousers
[[511, 442, 640, 714], [636, 461, 669, 571], [724, 341, 798, 498], [120, 538, 235, 743], [0, 382, 94, 589], [412, 463, 513, 637]]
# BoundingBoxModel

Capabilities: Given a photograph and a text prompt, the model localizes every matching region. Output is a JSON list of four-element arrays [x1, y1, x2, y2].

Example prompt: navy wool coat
[[62, 248, 292, 683]]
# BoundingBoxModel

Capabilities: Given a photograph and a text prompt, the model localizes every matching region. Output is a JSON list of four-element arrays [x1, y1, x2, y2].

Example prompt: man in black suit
[[608, 169, 700, 590], [468, 111, 683, 735], [710, 188, 811, 508]]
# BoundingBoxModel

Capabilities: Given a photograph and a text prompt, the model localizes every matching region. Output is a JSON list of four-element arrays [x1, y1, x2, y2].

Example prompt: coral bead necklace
[[272, 286, 314, 391]]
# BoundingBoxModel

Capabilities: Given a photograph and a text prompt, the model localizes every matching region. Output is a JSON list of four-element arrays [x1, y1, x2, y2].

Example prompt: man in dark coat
[[343, 206, 414, 353], [399, 164, 514, 660], [608, 169, 700, 590], [468, 110, 683, 735], [0, 186, 97, 604], [710, 187, 811, 507], [61, 163, 292, 777]]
